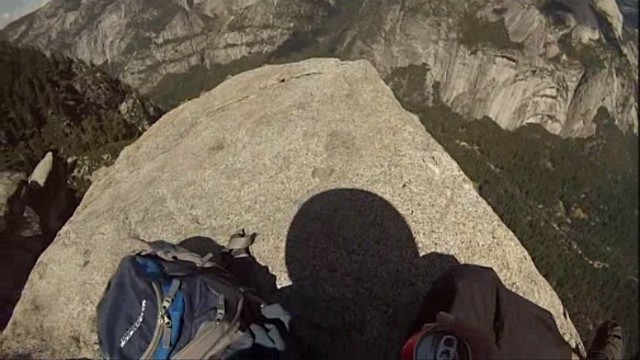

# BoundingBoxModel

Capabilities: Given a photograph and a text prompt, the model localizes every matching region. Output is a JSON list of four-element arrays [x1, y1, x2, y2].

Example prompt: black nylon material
[[97, 256, 160, 359], [411, 264, 574, 359], [171, 270, 245, 354], [97, 249, 251, 359]]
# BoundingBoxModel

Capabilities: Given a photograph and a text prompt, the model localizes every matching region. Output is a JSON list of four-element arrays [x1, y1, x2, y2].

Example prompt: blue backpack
[[96, 230, 293, 359]]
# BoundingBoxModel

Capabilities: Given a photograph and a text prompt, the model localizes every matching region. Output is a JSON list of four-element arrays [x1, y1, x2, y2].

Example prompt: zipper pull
[[215, 295, 226, 322], [158, 279, 180, 350], [161, 313, 172, 349], [161, 298, 172, 312], [162, 279, 181, 311]]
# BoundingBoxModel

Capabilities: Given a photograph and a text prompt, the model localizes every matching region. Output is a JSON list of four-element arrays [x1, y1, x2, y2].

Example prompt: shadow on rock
[[277, 188, 460, 360], [178, 236, 225, 257]]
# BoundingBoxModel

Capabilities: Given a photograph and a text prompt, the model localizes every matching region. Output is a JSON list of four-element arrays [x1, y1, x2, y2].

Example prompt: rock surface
[[0, 152, 77, 331], [591, 0, 625, 38], [0, 172, 25, 224], [1, 0, 327, 94], [1, 0, 636, 136], [0, 58, 582, 358], [27, 152, 53, 188], [338, 0, 638, 136]]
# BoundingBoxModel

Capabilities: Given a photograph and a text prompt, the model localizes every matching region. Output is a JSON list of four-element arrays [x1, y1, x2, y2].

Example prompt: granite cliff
[[0, 58, 583, 358], [2, 0, 637, 136]]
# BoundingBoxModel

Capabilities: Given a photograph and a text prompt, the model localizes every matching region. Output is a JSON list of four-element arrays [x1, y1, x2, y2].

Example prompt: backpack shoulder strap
[[224, 229, 256, 258], [172, 292, 247, 359], [142, 241, 225, 270], [139, 229, 257, 265]]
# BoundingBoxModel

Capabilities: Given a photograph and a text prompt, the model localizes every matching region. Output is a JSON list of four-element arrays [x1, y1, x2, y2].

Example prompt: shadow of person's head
[[281, 188, 459, 359]]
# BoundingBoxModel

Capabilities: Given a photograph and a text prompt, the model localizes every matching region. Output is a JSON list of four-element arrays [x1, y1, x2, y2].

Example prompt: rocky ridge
[[0, 58, 583, 358], [1, 0, 637, 136], [0, 40, 163, 191]]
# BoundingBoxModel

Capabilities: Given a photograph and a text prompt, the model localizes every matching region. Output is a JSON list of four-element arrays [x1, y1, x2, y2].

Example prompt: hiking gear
[[587, 320, 624, 360], [402, 328, 471, 360], [411, 265, 581, 359], [225, 229, 256, 258], [96, 230, 291, 360]]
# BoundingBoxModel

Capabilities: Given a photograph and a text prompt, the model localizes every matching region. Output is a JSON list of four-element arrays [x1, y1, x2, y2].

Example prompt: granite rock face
[[0, 59, 582, 358], [2, 0, 636, 136], [1, 0, 330, 94], [337, 0, 638, 136]]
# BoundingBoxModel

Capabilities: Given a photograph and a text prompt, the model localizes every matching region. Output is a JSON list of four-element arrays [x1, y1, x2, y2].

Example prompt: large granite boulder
[[0, 58, 582, 358]]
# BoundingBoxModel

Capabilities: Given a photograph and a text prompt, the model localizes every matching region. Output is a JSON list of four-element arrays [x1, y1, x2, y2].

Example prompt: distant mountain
[[0, 40, 163, 192], [1, 0, 637, 137], [0, 0, 638, 356]]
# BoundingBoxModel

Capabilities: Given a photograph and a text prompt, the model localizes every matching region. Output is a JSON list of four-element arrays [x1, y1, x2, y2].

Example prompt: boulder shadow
[[178, 236, 225, 257], [276, 188, 460, 360]]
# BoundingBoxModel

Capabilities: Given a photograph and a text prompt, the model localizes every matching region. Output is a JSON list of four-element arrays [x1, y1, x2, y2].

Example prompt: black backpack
[[96, 230, 293, 359]]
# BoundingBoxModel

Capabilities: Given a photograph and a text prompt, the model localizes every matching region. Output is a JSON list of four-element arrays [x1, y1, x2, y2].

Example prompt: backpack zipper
[[171, 294, 244, 359], [160, 313, 172, 349], [142, 279, 181, 359], [141, 281, 164, 360], [215, 294, 226, 323], [159, 279, 181, 350]]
